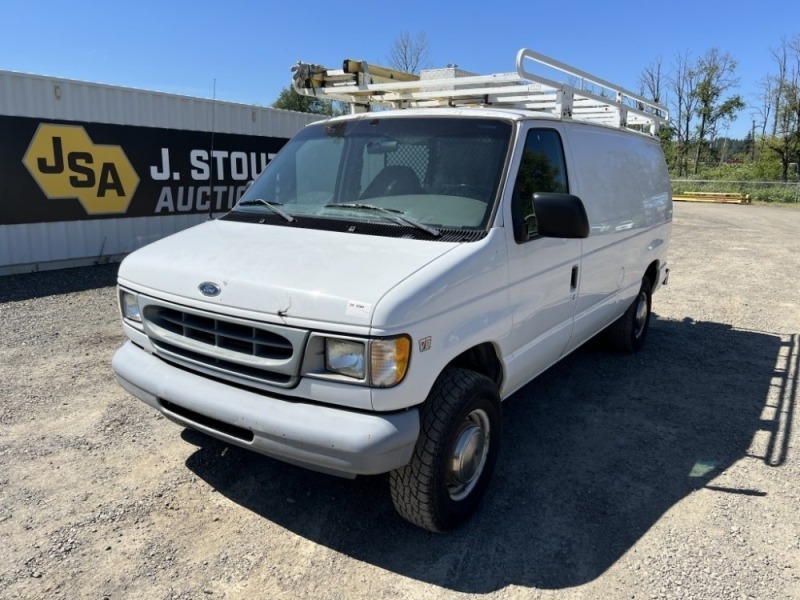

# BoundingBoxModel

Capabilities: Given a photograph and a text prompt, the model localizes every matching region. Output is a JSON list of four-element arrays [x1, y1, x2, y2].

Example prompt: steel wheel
[[633, 290, 650, 339], [447, 408, 491, 501]]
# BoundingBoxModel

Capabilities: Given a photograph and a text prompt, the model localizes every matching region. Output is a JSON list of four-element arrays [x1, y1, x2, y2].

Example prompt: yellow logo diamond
[[23, 124, 139, 215]]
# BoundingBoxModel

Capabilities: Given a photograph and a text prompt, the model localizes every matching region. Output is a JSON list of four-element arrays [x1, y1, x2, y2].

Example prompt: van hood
[[118, 219, 459, 326]]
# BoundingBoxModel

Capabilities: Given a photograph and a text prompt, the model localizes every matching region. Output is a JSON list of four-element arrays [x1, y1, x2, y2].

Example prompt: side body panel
[[561, 124, 671, 355]]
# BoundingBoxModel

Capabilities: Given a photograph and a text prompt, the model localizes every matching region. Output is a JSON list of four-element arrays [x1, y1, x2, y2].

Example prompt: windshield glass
[[235, 117, 512, 234]]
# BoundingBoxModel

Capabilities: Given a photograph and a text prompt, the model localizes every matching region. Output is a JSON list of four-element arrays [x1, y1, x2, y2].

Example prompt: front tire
[[389, 368, 501, 532]]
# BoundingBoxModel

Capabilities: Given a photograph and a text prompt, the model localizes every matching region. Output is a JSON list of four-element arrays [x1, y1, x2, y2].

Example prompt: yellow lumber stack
[[672, 191, 751, 204]]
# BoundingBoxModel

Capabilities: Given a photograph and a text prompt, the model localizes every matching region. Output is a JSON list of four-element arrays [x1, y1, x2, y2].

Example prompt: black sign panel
[[0, 115, 289, 225]]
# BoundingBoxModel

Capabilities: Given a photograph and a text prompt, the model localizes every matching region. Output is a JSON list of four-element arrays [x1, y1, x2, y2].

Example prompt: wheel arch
[[444, 342, 504, 390], [645, 260, 659, 293]]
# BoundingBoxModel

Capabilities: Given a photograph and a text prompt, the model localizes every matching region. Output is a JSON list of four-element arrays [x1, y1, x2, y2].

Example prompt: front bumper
[[112, 341, 419, 478]]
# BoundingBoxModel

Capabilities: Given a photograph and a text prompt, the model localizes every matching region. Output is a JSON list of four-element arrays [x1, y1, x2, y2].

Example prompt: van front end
[[112, 339, 420, 478]]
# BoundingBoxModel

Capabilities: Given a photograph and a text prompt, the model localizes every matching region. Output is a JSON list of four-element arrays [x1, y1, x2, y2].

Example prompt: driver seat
[[360, 166, 422, 199]]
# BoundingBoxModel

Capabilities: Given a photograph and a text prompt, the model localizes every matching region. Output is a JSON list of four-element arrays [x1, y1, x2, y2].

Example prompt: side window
[[512, 129, 568, 242]]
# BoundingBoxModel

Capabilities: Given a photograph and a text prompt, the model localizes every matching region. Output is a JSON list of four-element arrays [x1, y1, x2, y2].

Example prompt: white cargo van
[[113, 49, 671, 532]]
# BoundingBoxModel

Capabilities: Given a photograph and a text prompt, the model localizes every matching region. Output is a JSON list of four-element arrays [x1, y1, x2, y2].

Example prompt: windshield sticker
[[345, 300, 373, 318]]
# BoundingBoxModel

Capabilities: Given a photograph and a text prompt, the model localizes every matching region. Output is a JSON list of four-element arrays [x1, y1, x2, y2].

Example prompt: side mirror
[[532, 192, 590, 239]]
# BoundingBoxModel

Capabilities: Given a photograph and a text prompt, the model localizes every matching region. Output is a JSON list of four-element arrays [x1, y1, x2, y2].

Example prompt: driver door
[[503, 124, 582, 392]]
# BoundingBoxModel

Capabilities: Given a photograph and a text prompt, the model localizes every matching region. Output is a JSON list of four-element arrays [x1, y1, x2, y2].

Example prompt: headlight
[[119, 289, 141, 322], [370, 336, 411, 387], [325, 338, 366, 380], [323, 335, 411, 386]]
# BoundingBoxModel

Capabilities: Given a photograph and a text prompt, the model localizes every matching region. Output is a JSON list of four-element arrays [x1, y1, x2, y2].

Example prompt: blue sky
[[1, 0, 797, 139]]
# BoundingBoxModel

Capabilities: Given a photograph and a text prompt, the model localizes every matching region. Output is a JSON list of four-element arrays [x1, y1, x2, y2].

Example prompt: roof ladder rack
[[292, 48, 668, 136]]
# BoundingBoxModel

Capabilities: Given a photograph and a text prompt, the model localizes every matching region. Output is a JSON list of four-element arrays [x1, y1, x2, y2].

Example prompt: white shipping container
[[0, 70, 320, 275]]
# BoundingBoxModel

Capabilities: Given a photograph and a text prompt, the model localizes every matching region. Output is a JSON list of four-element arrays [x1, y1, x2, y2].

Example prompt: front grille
[[154, 339, 293, 385], [149, 307, 293, 360], [141, 300, 308, 389]]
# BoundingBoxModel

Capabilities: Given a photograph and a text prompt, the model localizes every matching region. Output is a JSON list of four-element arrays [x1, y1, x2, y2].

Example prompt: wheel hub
[[447, 409, 490, 501], [452, 424, 485, 484], [634, 292, 648, 337]]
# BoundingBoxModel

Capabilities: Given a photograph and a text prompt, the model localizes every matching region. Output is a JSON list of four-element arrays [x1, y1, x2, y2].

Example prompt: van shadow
[[181, 315, 796, 592]]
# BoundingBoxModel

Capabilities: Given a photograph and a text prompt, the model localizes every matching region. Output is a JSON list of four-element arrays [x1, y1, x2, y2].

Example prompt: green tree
[[661, 49, 744, 176], [272, 87, 350, 117], [691, 49, 745, 174], [658, 122, 677, 170], [668, 50, 699, 176], [272, 86, 341, 115], [764, 35, 800, 181]]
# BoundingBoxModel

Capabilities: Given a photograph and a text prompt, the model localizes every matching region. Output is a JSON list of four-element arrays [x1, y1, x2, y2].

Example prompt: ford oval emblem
[[198, 282, 221, 297]]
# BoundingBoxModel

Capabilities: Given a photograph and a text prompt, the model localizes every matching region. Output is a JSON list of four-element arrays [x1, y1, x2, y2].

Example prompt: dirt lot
[[1, 202, 799, 600]]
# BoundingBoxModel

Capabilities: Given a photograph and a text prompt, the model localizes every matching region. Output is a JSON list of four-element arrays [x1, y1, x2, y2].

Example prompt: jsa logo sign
[[23, 124, 139, 215]]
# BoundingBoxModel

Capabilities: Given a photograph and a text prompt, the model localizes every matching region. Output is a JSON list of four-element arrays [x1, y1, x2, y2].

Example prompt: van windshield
[[231, 117, 512, 238]]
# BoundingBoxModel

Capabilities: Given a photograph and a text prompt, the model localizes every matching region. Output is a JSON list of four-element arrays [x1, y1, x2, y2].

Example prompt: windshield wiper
[[237, 198, 295, 223], [325, 203, 440, 238]]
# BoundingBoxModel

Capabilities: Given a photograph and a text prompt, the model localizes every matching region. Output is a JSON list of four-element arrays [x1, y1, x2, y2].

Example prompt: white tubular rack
[[292, 48, 668, 136]]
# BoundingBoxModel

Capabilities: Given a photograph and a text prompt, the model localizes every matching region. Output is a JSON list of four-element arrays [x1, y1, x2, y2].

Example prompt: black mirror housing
[[532, 192, 590, 239]]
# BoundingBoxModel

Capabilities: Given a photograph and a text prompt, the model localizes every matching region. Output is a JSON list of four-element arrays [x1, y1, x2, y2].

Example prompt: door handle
[[570, 266, 579, 290]]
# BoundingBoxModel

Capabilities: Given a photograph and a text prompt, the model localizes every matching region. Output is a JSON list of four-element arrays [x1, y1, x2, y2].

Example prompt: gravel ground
[[1, 202, 798, 599]]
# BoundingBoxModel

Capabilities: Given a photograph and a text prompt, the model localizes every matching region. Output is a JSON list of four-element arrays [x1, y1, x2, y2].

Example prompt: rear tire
[[389, 368, 501, 532], [606, 275, 652, 353]]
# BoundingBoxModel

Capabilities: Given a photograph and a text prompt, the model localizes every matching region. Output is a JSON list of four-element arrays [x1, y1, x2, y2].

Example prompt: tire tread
[[389, 368, 500, 532]]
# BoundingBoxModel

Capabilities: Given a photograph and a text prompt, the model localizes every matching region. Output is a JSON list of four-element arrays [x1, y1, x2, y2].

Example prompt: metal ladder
[[292, 48, 668, 136]]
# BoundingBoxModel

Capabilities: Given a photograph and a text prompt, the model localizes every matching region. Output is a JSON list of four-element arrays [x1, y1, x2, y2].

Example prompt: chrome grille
[[150, 307, 294, 359], [140, 300, 308, 389]]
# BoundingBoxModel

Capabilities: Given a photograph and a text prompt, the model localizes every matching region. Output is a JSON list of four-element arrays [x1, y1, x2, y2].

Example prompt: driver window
[[512, 129, 568, 243]]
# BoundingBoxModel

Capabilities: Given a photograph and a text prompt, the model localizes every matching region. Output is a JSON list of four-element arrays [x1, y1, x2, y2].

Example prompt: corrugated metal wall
[[0, 70, 315, 136], [0, 215, 208, 272], [0, 70, 320, 275]]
